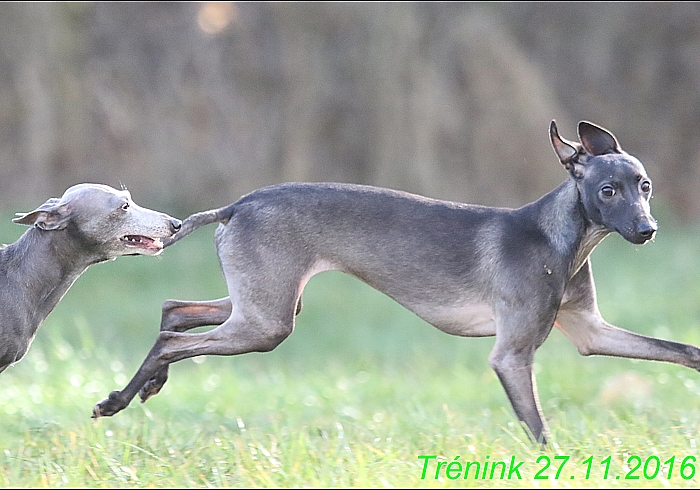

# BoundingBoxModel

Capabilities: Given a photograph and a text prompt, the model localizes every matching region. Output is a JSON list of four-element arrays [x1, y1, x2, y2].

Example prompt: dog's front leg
[[491, 361, 547, 444], [556, 309, 700, 369], [556, 260, 700, 369], [489, 306, 557, 445]]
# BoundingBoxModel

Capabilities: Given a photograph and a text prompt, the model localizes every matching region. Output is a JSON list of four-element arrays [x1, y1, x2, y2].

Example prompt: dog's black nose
[[171, 219, 182, 233], [637, 220, 657, 240]]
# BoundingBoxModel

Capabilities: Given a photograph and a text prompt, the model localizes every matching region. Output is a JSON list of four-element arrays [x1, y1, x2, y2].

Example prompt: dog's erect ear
[[13, 198, 73, 230], [578, 121, 621, 156], [550, 120, 585, 178]]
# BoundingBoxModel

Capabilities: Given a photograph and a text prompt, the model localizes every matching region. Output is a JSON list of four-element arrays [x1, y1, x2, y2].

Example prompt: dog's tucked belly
[[413, 303, 496, 337], [296, 260, 495, 337], [297, 259, 340, 298]]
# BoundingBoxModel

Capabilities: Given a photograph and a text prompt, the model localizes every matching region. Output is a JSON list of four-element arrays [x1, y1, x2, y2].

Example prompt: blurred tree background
[[1, 2, 700, 219]]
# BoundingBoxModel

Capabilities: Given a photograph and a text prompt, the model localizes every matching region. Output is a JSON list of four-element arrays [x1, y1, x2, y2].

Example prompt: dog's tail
[[162, 203, 236, 248]]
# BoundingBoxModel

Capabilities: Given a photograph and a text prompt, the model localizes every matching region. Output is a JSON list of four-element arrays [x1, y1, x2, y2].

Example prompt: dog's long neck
[[534, 178, 609, 277], [0, 227, 94, 337]]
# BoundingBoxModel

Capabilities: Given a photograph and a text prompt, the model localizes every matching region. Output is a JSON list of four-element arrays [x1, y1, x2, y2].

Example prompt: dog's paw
[[138, 370, 168, 403], [138, 379, 162, 403], [92, 390, 128, 418]]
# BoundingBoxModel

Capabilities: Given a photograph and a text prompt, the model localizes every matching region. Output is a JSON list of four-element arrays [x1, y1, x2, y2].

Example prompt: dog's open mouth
[[120, 235, 163, 253]]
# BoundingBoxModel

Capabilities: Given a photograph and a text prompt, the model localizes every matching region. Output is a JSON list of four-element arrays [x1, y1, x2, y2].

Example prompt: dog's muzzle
[[635, 219, 657, 243], [170, 219, 182, 233]]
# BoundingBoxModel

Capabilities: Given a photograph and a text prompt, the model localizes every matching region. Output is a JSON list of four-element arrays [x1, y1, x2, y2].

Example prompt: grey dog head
[[550, 121, 657, 245], [13, 183, 181, 260]]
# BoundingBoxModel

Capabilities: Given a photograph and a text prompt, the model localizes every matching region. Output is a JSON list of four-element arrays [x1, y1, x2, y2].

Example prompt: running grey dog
[[0, 184, 181, 374], [94, 122, 693, 444]]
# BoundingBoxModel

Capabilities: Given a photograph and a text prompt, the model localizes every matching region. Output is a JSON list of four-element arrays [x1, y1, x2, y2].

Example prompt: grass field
[[2, 207, 700, 487]]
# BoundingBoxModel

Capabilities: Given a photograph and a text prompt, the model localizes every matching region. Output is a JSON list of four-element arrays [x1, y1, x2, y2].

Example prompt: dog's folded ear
[[13, 198, 73, 230], [550, 120, 585, 178], [578, 121, 621, 156]]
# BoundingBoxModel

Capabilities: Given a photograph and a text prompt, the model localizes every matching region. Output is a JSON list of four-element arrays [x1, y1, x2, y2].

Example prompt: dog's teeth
[[122, 235, 148, 244]]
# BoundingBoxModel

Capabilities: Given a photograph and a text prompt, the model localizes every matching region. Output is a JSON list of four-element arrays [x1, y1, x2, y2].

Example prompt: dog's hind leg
[[93, 290, 298, 417], [159, 298, 233, 333], [138, 297, 233, 402]]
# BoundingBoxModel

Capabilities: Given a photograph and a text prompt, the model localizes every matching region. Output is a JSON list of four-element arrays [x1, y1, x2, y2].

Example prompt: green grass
[[1, 209, 700, 487]]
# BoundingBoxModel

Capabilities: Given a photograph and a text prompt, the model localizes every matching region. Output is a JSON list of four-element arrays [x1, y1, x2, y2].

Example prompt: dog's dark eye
[[600, 185, 615, 198], [121, 202, 130, 211], [640, 181, 651, 193]]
